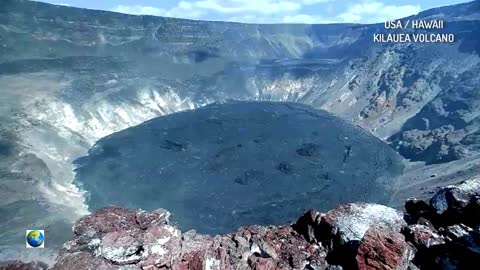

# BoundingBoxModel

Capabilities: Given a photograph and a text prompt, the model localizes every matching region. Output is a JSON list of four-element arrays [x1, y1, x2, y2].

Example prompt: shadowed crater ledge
[[73, 101, 405, 235]]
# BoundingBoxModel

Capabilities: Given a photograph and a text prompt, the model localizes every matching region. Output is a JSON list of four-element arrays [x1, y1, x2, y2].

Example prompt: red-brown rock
[[321, 203, 406, 248], [73, 206, 138, 240], [356, 227, 415, 270], [7, 178, 480, 270], [403, 224, 445, 248]]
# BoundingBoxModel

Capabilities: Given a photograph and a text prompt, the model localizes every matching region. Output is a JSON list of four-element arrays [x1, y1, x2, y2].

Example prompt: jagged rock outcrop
[[50, 206, 332, 270], [293, 203, 407, 268], [404, 176, 480, 269], [1, 0, 479, 257], [2, 176, 476, 270], [390, 126, 467, 164]]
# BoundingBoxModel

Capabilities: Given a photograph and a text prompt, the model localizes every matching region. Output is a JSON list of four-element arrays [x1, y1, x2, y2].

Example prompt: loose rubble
[[0, 261, 49, 270], [3, 176, 480, 270]]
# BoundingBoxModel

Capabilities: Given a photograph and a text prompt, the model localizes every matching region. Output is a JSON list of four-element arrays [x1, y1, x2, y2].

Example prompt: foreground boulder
[[429, 177, 480, 226], [293, 203, 407, 268], [51, 206, 333, 270], [405, 176, 480, 269], [4, 176, 480, 269], [355, 227, 415, 270]]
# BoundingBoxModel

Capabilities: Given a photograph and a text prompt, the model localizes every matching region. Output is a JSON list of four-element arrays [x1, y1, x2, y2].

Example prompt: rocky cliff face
[[0, 0, 479, 166], [0, 0, 479, 263], [3, 175, 479, 270]]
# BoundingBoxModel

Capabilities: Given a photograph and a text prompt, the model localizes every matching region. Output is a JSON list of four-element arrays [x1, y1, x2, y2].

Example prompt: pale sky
[[36, 0, 471, 24]]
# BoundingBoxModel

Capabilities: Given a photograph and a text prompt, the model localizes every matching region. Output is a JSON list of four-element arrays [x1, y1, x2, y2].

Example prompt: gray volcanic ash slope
[[74, 102, 405, 235], [0, 0, 479, 262]]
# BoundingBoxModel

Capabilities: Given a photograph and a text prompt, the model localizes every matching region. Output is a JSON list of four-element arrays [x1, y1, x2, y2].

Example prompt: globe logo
[[26, 230, 44, 248]]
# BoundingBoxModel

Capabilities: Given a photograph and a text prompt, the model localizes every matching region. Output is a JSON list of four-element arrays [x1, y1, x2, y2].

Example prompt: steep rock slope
[[74, 102, 405, 235], [0, 0, 479, 261]]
